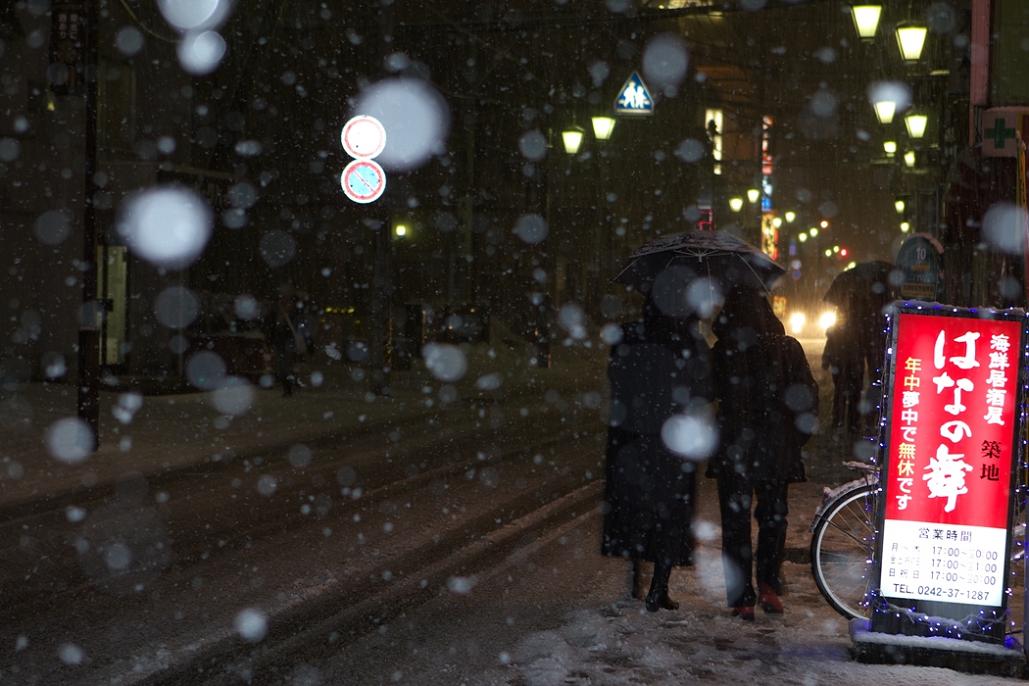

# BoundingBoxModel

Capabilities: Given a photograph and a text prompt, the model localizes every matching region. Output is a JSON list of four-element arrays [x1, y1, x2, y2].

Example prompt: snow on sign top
[[614, 72, 653, 116], [341, 115, 386, 159]]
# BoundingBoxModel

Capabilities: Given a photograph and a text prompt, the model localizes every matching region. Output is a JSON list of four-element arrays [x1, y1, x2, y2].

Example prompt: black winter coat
[[707, 332, 817, 484], [601, 319, 712, 565]]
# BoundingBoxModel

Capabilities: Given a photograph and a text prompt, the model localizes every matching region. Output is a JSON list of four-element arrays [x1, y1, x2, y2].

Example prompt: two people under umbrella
[[602, 239, 818, 619]]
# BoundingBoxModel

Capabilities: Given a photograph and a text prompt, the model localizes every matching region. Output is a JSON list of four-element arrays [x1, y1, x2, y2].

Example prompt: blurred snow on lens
[[661, 413, 718, 461], [347, 341, 369, 362], [422, 343, 467, 382], [178, 30, 227, 75], [158, 0, 231, 32], [606, 0, 631, 12], [927, 2, 958, 33], [154, 286, 200, 329], [475, 373, 502, 391], [44, 352, 67, 379], [222, 208, 246, 229], [355, 78, 449, 171], [34, 209, 72, 245], [186, 351, 227, 390], [866, 81, 911, 112], [260, 230, 297, 268], [651, 266, 697, 318], [518, 130, 547, 161], [234, 294, 260, 320], [115, 26, 144, 56], [157, 136, 176, 154], [513, 214, 548, 244], [818, 200, 839, 219], [589, 61, 610, 87], [998, 275, 1022, 301], [558, 303, 587, 340], [675, 138, 704, 163], [104, 542, 132, 571], [118, 186, 212, 269], [784, 383, 816, 414], [45, 417, 95, 464], [228, 181, 258, 209], [288, 444, 313, 468], [741, 0, 767, 10], [815, 47, 837, 64], [0, 137, 20, 161], [600, 323, 623, 345], [810, 88, 837, 118], [66, 505, 87, 523], [234, 608, 268, 642], [257, 474, 277, 496], [447, 576, 476, 594], [642, 33, 689, 89], [692, 518, 719, 543], [113, 392, 143, 424], [58, 643, 85, 666], [235, 140, 262, 157], [982, 203, 1027, 255], [212, 376, 254, 416], [686, 278, 723, 319]]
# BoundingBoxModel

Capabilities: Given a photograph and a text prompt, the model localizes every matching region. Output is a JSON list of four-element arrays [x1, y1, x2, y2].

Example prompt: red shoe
[[732, 605, 755, 621], [758, 583, 784, 614]]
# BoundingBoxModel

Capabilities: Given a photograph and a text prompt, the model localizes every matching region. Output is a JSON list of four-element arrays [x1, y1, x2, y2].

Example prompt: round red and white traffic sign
[[340, 115, 386, 160], [340, 159, 386, 204]]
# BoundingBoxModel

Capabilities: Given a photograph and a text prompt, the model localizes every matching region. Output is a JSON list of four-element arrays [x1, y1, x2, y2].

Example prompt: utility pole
[[51, 1, 100, 447]]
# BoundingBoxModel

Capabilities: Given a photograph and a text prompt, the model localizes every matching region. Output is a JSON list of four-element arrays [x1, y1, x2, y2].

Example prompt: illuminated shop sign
[[871, 304, 1027, 641]]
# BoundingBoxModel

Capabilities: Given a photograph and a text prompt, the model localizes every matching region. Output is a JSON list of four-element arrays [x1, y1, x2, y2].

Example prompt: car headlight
[[818, 309, 837, 331], [788, 311, 807, 335]]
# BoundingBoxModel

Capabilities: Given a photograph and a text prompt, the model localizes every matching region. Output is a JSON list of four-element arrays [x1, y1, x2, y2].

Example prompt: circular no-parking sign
[[340, 115, 387, 160], [341, 159, 386, 204]]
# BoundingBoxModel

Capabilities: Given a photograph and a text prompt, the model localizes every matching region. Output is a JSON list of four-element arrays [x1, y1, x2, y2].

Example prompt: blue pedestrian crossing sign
[[615, 72, 653, 116]]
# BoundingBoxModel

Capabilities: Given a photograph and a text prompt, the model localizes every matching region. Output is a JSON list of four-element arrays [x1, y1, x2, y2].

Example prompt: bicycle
[[809, 461, 878, 620], [810, 461, 1027, 621]]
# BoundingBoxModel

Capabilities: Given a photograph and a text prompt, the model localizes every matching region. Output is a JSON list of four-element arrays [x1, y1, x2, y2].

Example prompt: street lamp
[[561, 126, 584, 154], [784, 210, 796, 223], [591, 115, 615, 141], [729, 196, 744, 212], [746, 187, 760, 204], [798, 232, 808, 242], [851, 4, 882, 41], [873, 99, 896, 124], [883, 140, 897, 156], [894, 198, 906, 214], [896, 23, 928, 63], [819, 219, 829, 229], [904, 149, 916, 168], [810, 227, 820, 238], [904, 113, 928, 139], [900, 221, 911, 233], [394, 223, 408, 238]]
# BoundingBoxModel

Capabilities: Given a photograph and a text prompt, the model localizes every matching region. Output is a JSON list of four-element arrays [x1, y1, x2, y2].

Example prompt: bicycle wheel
[[810, 484, 876, 620]]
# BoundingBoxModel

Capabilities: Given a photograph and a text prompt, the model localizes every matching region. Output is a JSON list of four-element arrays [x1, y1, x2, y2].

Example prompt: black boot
[[645, 560, 679, 612], [630, 559, 644, 600]]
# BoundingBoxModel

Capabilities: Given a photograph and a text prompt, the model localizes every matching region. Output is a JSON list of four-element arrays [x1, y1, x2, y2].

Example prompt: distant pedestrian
[[822, 318, 862, 434], [709, 288, 818, 620], [601, 296, 713, 612], [271, 296, 301, 397]]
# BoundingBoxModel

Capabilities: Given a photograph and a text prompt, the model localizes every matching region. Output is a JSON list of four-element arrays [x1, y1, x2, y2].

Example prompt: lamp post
[[729, 196, 744, 213], [883, 140, 897, 157], [896, 23, 929, 63], [851, 4, 883, 41], [591, 116, 615, 141], [904, 112, 928, 139], [873, 99, 896, 124], [561, 126, 584, 154]]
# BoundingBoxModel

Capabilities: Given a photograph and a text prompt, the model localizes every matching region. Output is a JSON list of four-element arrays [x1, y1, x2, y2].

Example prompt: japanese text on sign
[[879, 312, 1021, 608]]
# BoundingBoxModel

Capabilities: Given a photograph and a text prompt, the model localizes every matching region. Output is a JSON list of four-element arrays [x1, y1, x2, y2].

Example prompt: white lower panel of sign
[[879, 518, 1008, 607]]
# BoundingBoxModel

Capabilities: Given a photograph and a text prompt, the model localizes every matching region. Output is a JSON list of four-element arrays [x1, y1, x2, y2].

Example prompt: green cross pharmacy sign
[[982, 108, 1027, 158]]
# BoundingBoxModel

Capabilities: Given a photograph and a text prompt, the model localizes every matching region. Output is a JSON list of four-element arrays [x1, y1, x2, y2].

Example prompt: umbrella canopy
[[823, 260, 895, 307], [613, 230, 785, 296]]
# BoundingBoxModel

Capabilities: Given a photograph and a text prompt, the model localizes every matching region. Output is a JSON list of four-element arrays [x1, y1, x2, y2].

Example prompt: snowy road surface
[[269, 480, 1024, 686]]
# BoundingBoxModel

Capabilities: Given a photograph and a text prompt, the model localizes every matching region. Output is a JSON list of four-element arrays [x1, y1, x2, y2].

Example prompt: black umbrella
[[613, 229, 785, 295], [823, 260, 895, 307]]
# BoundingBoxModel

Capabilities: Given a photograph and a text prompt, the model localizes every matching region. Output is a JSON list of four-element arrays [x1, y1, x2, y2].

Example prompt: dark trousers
[[831, 363, 862, 433], [716, 474, 789, 607]]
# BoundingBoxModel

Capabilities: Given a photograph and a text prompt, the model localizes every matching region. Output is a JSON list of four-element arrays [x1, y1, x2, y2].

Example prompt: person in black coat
[[708, 288, 817, 620], [601, 297, 713, 612]]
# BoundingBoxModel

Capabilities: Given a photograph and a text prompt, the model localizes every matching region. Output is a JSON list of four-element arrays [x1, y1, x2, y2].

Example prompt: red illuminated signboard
[[872, 304, 1026, 641]]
